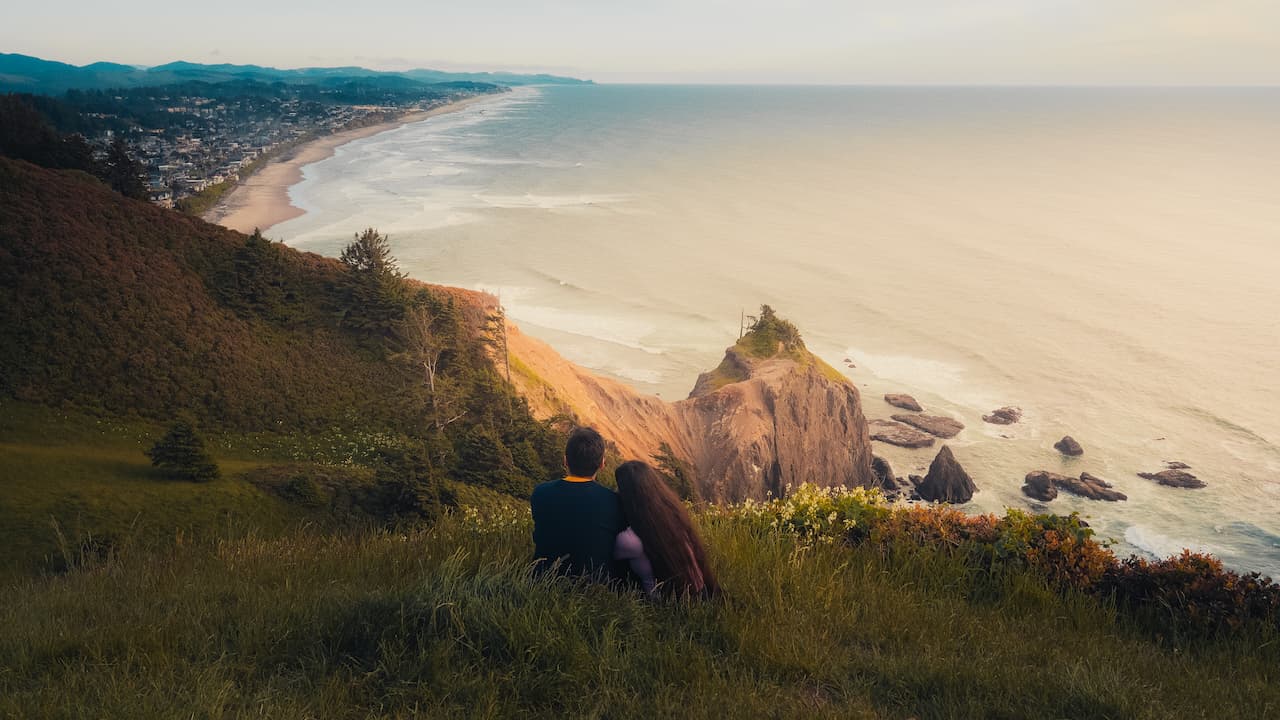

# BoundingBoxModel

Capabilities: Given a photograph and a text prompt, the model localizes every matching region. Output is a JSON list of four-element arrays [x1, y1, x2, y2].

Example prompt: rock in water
[[1022, 470, 1062, 501], [1165, 461, 1191, 470], [1060, 472, 1127, 502], [892, 413, 964, 439], [872, 455, 898, 494], [1139, 469, 1206, 489], [1054, 436, 1084, 456], [869, 419, 936, 449], [884, 393, 923, 412], [916, 446, 977, 503], [983, 406, 1022, 425]]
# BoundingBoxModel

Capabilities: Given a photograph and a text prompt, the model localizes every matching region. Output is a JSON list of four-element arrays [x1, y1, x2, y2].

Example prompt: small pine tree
[[146, 421, 219, 482]]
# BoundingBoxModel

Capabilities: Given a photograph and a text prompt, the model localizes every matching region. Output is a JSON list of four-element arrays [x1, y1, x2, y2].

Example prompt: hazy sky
[[4, 0, 1278, 84]]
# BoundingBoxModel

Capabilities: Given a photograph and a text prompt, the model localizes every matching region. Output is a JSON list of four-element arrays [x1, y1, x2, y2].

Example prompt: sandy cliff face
[[502, 319, 876, 503]]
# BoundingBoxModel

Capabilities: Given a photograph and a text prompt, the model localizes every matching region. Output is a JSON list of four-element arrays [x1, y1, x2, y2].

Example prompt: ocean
[[269, 84, 1280, 576]]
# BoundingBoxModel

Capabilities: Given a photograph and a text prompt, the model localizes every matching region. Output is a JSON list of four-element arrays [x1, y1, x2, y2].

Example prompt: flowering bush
[[987, 510, 1115, 591], [706, 483, 890, 543], [698, 483, 1280, 637]]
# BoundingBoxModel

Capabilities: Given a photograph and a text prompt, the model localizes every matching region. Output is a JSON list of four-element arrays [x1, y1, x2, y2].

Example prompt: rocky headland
[[504, 308, 877, 503]]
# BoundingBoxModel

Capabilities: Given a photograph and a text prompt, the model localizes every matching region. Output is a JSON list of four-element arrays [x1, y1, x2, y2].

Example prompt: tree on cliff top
[[740, 304, 804, 358]]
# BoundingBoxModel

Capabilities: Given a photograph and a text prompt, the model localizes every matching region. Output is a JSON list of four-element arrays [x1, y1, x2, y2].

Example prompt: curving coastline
[[202, 93, 503, 235]]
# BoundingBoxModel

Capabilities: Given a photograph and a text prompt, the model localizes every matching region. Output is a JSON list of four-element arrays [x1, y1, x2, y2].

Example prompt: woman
[[613, 460, 719, 599]]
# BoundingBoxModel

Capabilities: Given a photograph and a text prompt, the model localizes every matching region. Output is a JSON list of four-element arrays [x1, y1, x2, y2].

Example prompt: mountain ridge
[[0, 52, 592, 94]]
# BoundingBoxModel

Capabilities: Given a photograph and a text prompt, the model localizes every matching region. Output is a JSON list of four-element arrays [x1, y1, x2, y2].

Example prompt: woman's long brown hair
[[615, 460, 719, 598]]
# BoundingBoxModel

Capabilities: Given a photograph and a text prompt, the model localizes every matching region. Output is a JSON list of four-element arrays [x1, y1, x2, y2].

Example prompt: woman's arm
[[614, 528, 657, 595]]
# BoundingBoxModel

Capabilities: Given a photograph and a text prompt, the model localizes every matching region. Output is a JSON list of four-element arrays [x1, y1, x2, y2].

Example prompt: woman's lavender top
[[613, 527, 656, 595]]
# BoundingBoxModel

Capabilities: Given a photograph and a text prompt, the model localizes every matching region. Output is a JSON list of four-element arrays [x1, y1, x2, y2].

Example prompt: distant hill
[[0, 53, 591, 94]]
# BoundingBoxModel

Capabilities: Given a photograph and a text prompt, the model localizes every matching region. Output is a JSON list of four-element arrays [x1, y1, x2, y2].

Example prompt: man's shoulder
[[530, 479, 562, 502], [531, 479, 619, 501]]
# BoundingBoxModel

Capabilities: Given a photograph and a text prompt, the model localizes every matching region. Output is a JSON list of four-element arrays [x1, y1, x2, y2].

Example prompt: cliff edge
[[504, 305, 876, 502]]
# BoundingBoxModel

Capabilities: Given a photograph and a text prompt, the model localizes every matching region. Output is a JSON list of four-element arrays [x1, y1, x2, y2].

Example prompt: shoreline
[[202, 93, 503, 235]]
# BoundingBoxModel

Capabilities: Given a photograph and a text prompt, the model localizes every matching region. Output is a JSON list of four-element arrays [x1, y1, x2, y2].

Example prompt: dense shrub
[[1100, 550, 1280, 635]]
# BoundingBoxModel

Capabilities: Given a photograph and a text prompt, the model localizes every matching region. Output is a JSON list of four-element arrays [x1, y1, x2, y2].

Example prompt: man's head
[[564, 426, 606, 478]]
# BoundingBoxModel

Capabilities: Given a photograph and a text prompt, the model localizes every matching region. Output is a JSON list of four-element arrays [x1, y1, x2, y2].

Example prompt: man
[[530, 426, 625, 579]]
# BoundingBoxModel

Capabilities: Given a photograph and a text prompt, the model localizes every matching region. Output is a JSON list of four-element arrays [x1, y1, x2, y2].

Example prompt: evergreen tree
[[338, 228, 408, 339], [374, 445, 444, 521], [220, 229, 290, 320], [103, 136, 148, 200], [454, 425, 529, 497], [146, 421, 219, 482]]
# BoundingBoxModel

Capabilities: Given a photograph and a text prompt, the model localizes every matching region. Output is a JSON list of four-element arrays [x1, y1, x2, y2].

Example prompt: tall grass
[[2, 504, 1276, 719]]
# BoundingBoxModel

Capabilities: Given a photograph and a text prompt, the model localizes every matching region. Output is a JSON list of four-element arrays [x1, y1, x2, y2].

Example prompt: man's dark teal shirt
[[530, 477, 625, 578]]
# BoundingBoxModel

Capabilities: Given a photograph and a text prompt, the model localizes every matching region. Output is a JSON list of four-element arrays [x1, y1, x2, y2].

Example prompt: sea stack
[[1054, 435, 1084, 456], [915, 445, 977, 503]]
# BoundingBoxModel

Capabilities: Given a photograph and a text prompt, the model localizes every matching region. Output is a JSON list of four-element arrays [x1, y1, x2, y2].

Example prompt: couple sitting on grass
[[531, 427, 719, 599]]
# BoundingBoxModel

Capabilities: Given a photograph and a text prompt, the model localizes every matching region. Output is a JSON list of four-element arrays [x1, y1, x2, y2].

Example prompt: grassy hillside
[[0, 401, 320, 577], [2, 492, 1276, 719], [0, 157, 567, 575], [1, 156, 432, 431]]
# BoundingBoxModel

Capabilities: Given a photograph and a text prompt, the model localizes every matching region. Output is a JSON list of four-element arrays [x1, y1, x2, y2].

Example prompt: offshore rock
[[869, 419, 936, 449], [1061, 472, 1127, 502], [892, 413, 964, 439], [1166, 461, 1191, 470], [884, 393, 923, 412], [915, 446, 977, 503], [983, 406, 1022, 425], [872, 455, 898, 494], [1054, 436, 1084, 456], [1022, 471, 1062, 502], [1139, 469, 1206, 489]]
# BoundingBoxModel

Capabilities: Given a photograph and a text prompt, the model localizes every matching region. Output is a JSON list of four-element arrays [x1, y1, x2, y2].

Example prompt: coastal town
[[108, 89, 490, 209]]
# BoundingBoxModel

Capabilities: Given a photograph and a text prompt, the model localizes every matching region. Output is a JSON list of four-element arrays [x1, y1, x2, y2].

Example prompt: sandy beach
[[202, 93, 502, 234]]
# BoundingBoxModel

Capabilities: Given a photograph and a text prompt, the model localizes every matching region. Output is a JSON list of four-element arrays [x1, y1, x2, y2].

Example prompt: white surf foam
[[1124, 524, 1217, 561]]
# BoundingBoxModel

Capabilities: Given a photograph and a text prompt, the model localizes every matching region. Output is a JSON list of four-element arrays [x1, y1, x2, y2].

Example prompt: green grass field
[[0, 402, 317, 578], [2, 508, 1276, 719]]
